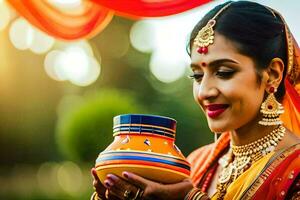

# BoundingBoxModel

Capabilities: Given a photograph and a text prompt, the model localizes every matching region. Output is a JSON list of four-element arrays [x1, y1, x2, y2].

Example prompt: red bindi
[[201, 62, 207, 67]]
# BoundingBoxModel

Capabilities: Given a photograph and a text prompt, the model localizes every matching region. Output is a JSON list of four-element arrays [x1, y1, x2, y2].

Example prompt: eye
[[216, 70, 235, 79], [189, 73, 204, 82]]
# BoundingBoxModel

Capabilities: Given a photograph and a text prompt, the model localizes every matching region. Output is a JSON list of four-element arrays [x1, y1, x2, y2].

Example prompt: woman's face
[[191, 33, 267, 132]]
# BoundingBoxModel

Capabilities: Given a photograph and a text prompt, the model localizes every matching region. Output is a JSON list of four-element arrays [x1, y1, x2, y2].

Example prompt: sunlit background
[[0, 0, 299, 199]]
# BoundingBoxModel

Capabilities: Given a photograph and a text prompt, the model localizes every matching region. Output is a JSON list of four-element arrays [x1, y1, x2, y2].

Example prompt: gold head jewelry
[[259, 87, 284, 126], [216, 125, 285, 200], [193, 2, 232, 54]]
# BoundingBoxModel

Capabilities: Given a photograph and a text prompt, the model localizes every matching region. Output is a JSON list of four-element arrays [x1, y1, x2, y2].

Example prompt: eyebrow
[[190, 59, 239, 69]]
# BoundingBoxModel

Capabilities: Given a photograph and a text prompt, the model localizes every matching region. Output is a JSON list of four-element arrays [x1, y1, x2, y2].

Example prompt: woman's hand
[[103, 171, 193, 200], [91, 168, 108, 199]]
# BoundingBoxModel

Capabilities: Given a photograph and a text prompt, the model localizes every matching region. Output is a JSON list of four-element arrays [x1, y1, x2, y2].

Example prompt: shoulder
[[186, 133, 230, 186], [187, 132, 231, 165], [186, 143, 216, 186], [187, 143, 215, 164], [276, 128, 300, 151]]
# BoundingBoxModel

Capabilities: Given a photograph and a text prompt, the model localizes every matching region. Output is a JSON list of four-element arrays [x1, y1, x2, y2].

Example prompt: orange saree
[[187, 138, 300, 200]]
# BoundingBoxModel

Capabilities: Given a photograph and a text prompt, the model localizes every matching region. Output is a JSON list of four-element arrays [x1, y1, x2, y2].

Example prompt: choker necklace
[[216, 125, 285, 200]]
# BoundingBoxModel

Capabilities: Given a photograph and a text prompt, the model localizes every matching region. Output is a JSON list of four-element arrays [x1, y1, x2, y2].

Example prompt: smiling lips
[[205, 104, 229, 118]]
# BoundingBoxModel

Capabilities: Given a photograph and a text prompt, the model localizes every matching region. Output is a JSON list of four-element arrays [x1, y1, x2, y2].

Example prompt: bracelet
[[90, 191, 103, 200], [184, 188, 206, 200]]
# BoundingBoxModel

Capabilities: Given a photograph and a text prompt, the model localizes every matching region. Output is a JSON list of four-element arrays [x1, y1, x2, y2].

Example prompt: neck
[[230, 116, 278, 146]]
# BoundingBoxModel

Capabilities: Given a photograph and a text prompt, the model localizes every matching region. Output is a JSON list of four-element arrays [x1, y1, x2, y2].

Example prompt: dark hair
[[188, 1, 287, 101]]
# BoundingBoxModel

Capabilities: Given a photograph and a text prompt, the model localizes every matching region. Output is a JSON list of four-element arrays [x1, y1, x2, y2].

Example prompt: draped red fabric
[[280, 33, 300, 136], [7, 0, 114, 40], [7, 0, 212, 40], [91, 0, 212, 18]]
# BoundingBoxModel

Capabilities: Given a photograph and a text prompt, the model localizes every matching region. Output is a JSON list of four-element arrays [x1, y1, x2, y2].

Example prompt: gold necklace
[[216, 125, 285, 200]]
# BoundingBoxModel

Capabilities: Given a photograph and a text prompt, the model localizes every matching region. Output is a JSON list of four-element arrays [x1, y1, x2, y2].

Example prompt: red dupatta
[[243, 144, 300, 200], [280, 32, 300, 135]]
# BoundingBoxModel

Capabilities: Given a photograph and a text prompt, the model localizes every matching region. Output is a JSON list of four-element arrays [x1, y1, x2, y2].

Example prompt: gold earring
[[259, 86, 284, 126]]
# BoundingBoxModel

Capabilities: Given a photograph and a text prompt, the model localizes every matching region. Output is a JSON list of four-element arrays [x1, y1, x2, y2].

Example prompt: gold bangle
[[90, 192, 103, 200], [184, 188, 207, 200], [195, 192, 206, 200]]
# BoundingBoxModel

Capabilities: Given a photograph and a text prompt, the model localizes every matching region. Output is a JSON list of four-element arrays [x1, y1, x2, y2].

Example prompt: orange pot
[[95, 114, 190, 184]]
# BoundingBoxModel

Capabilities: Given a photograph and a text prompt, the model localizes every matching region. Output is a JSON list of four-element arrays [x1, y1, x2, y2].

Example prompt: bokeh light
[[69, 56, 101, 86], [57, 161, 83, 195], [37, 162, 61, 196], [0, 1, 10, 31], [9, 18, 34, 50], [60, 46, 100, 86], [130, 20, 156, 53], [29, 28, 55, 54], [9, 17, 54, 53], [130, 18, 191, 83], [44, 50, 67, 81], [150, 50, 188, 83], [56, 40, 94, 57], [60, 47, 90, 80], [44, 44, 101, 86]]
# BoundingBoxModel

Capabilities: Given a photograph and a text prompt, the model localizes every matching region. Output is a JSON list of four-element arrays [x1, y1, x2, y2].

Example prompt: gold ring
[[90, 191, 103, 200], [124, 190, 132, 198], [133, 188, 144, 200], [105, 189, 109, 199]]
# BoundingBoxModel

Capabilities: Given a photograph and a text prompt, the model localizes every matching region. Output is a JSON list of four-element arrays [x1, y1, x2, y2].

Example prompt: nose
[[194, 75, 218, 102]]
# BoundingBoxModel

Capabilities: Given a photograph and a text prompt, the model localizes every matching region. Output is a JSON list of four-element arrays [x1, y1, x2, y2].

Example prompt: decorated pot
[[95, 114, 190, 184]]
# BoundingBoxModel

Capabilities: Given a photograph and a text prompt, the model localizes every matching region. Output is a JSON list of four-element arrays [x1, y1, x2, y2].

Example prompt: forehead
[[191, 33, 245, 65]]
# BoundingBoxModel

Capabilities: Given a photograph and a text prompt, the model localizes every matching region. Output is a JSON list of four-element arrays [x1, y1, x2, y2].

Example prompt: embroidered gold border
[[240, 143, 300, 199]]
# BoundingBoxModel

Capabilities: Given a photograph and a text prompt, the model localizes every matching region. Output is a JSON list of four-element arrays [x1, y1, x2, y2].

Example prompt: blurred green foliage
[[56, 89, 147, 163]]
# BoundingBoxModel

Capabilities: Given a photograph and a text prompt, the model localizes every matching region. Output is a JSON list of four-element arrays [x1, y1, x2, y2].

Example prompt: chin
[[208, 121, 231, 133]]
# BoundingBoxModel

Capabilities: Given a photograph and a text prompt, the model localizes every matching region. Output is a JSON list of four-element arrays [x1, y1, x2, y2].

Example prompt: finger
[[91, 168, 107, 196], [105, 174, 141, 200], [93, 178, 105, 188], [93, 179, 98, 188], [122, 171, 149, 189], [106, 174, 127, 191], [91, 168, 100, 181], [103, 178, 114, 189]]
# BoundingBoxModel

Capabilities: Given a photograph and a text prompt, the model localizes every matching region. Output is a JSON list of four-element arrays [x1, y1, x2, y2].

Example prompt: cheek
[[192, 82, 199, 103], [230, 86, 264, 116]]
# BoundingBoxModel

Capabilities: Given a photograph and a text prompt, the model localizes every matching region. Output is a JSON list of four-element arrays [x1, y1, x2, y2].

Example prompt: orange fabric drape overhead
[[7, 0, 212, 40], [91, 0, 212, 18], [7, 0, 114, 40]]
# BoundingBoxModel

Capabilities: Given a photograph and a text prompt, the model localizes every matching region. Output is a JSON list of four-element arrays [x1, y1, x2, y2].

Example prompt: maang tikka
[[194, 3, 232, 54], [259, 86, 284, 126]]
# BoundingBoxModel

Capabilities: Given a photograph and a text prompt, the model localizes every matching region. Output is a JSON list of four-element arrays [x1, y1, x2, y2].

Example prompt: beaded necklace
[[216, 125, 286, 199]]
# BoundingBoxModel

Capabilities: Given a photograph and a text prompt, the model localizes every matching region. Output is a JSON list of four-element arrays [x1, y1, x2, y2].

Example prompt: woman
[[91, 1, 300, 199]]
